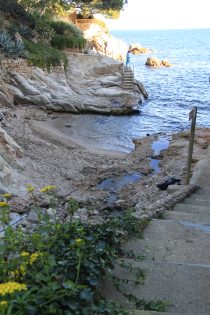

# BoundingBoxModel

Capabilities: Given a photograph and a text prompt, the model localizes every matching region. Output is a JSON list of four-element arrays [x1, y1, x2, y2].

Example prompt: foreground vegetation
[[0, 187, 155, 315]]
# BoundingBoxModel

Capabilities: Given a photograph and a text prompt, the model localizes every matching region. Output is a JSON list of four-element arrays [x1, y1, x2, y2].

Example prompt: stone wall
[[0, 58, 32, 78], [0, 57, 65, 78]]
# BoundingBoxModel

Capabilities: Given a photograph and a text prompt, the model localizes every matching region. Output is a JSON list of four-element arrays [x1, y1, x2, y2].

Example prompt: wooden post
[[185, 106, 197, 185]]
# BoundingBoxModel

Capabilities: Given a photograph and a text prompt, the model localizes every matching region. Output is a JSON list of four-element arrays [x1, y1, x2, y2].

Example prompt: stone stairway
[[103, 155, 210, 314], [122, 66, 134, 91]]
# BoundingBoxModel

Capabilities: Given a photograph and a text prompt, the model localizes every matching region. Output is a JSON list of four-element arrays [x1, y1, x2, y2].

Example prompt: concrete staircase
[[122, 66, 134, 91], [103, 155, 210, 314]]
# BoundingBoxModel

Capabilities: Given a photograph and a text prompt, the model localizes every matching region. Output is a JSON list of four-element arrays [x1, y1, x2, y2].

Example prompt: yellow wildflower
[[3, 194, 11, 199], [75, 238, 84, 247], [9, 271, 16, 278], [0, 202, 8, 207], [0, 282, 27, 296], [20, 265, 26, 276], [40, 185, 56, 193], [20, 251, 30, 257], [29, 253, 39, 265], [8, 270, 20, 278], [0, 300, 8, 306], [26, 184, 35, 193]]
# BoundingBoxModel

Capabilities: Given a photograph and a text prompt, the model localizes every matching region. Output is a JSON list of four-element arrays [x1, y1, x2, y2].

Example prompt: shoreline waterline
[[32, 116, 128, 157]]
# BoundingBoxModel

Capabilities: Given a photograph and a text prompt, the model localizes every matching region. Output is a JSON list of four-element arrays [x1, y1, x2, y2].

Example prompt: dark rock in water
[[65, 124, 71, 128], [157, 177, 181, 190]]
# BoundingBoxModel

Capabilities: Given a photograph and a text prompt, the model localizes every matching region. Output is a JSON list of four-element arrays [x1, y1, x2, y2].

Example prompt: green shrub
[[50, 20, 83, 37], [24, 39, 68, 71], [0, 197, 127, 314], [33, 14, 55, 44], [51, 34, 86, 50]]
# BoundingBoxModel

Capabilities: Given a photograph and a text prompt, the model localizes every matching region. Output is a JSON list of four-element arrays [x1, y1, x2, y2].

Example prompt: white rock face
[[7, 53, 147, 115], [0, 70, 14, 108], [0, 126, 24, 187]]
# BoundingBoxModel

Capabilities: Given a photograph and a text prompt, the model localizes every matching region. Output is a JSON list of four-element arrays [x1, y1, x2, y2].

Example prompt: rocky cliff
[[0, 52, 148, 115], [0, 50, 148, 190]]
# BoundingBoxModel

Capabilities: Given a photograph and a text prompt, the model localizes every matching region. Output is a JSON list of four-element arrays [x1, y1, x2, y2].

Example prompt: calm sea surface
[[67, 29, 210, 152]]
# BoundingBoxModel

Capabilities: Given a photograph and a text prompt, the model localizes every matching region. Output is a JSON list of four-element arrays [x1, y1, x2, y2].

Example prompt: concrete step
[[173, 203, 210, 214], [103, 260, 210, 315], [165, 210, 210, 224], [141, 219, 210, 241], [183, 196, 210, 207], [124, 230, 210, 264], [190, 179, 210, 188], [194, 187, 210, 194]]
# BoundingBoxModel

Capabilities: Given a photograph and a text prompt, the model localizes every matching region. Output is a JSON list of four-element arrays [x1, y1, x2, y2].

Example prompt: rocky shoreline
[[0, 51, 210, 230], [1, 53, 148, 116], [1, 104, 210, 230]]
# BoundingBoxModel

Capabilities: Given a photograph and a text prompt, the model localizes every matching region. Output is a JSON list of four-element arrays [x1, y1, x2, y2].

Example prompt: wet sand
[[33, 115, 127, 158]]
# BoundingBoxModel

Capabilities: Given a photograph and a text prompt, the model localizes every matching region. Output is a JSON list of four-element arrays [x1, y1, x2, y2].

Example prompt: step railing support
[[185, 106, 197, 185]]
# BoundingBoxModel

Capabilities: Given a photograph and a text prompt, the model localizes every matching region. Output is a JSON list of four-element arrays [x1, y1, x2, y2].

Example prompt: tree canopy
[[66, 0, 128, 17], [18, 0, 128, 18]]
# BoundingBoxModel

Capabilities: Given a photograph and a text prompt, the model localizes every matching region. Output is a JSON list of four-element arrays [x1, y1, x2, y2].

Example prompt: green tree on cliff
[[66, 0, 128, 18], [18, 0, 127, 18]]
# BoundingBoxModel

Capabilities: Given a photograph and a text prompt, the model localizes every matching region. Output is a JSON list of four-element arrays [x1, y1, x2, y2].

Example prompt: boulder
[[145, 57, 162, 67], [129, 43, 151, 54], [145, 57, 172, 68], [161, 59, 172, 67]]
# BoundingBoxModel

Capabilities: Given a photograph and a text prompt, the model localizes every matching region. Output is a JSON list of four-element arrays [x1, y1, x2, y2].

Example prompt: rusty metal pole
[[185, 106, 197, 185]]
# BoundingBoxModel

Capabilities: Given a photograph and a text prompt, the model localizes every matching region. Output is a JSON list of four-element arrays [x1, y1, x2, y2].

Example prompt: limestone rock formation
[[8, 53, 147, 114], [146, 57, 172, 67], [0, 70, 14, 108], [0, 125, 24, 187], [129, 43, 151, 54]]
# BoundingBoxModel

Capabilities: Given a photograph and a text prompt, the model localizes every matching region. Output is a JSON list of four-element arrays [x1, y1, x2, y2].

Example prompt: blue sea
[[68, 29, 210, 152]]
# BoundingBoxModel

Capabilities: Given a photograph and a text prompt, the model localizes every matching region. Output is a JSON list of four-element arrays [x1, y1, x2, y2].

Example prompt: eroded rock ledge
[[1, 53, 148, 115]]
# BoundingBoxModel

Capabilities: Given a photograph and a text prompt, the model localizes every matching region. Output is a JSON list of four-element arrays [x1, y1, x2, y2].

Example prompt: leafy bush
[[24, 39, 68, 71], [0, 30, 25, 57], [0, 187, 165, 314], [51, 34, 86, 50], [33, 14, 55, 44], [49, 20, 86, 50], [49, 20, 83, 37], [0, 0, 35, 28], [0, 190, 129, 315]]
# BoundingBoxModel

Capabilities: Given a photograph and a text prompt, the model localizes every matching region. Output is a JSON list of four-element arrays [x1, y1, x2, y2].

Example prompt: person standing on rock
[[126, 49, 131, 67]]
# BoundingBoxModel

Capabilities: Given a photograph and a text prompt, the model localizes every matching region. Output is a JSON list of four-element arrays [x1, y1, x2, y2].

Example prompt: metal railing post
[[185, 106, 197, 185]]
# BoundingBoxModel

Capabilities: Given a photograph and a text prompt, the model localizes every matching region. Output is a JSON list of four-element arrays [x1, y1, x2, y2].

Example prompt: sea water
[[65, 29, 210, 152]]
